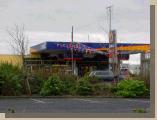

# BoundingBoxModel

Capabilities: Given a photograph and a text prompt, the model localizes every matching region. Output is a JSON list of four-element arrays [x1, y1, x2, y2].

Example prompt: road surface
[[0, 98, 150, 113]]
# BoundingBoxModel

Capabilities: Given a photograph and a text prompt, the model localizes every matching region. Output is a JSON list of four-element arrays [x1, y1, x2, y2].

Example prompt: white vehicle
[[89, 70, 114, 81]]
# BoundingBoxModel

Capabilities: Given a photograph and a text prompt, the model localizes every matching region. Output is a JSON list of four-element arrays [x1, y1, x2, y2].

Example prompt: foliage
[[133, 108, 147, 113], [76, 79, 93, 96], [0, 63, 24, 95], [40, 74, 63, 96], [28, 73, 45, 94], [131, 71, 150, 89], [59, 74, 77, 95], [92, 83, 115, 96], [92, 84, 104, 95], [79, 74, 100, 84], [115, 79, 149, 97], [83, 71, 90, 77], [7, 108, 15, 113]]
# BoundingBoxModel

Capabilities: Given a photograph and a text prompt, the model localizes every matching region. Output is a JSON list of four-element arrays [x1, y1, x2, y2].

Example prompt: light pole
[[71, 26, 74, 74]]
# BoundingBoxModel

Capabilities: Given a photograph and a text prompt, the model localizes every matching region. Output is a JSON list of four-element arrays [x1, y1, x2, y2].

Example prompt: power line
[[71, 7, 111, 44], [74, 21, 99, 32], [73, 22, 109, 43], [74, 13, 109, 33]]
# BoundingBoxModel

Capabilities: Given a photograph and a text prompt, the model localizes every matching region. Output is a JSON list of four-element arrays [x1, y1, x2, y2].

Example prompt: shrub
[[133, 108, 147, 113], [76, 79, 93, 96], [79, 75, 100, 84], [0, 63, 24, 95], [93, 83, 115, 96], [93, 84, 104, 95], [59, 74, 77, 95], [132, 72, 150, 89], [40, 74, 63, 96], [28, 74, 45, 94], [115, 79, 149, 97]]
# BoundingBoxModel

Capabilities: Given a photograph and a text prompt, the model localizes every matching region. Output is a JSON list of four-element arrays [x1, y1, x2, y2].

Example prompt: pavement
[[0, 98, 150, 113]]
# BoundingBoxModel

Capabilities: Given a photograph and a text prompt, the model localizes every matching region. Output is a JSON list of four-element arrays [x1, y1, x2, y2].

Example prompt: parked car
[[89, 70, 114, 81]]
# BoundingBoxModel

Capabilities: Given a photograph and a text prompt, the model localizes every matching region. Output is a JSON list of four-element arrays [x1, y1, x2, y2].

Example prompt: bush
[[79, 75, 100, 84], [131, 73, 150, 89], [76, 79, 93, 96], [92, 84, 104, 95], [40, 74, 63, 96], [0, 63, 24, 95], [28, 73, 45, 94], [115, 79, 149, 97], [59, 74, 77, 95], [93, 83, 115, 96], [133, 108, 147, 113]]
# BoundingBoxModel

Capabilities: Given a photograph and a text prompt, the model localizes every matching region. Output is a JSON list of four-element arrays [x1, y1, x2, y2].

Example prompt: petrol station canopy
[[30, 41, 150, 55]]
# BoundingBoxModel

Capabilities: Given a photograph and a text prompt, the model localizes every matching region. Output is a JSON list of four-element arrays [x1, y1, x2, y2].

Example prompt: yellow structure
[[96, 44, 150, 53], [0, 54, 22, 66]]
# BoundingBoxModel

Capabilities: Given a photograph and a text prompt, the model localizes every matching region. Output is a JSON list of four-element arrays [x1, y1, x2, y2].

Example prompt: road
[[0, 98, 150, 113]]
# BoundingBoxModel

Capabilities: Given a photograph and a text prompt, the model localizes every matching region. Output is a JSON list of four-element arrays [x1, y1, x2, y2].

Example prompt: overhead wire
[[74, 15, 109, 44], [70, 3, 113, 56]]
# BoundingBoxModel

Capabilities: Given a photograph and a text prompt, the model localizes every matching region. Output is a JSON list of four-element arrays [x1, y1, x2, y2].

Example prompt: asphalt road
[[0, 98, 150, 113]]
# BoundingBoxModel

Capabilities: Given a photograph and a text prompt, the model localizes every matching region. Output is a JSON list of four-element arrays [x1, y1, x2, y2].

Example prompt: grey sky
[[0, 0, 150, 64]]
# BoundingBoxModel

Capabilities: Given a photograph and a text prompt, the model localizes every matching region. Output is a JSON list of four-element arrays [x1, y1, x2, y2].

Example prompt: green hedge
[[0, 63, 24, 95], [78, 75, 100, 84], [28, 74, 45, 94], [37, 73, 149, 97], [93, 83, 115, 96], [115, 79, 149, 97], [59, 74, 77, 95], [76, 79, 93, 96], [40, 74, 63, 96], [40, 74, 78, 96]]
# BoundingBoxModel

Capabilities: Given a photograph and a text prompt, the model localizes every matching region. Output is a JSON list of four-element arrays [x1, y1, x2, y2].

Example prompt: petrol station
[[24, 40, 150, 76]]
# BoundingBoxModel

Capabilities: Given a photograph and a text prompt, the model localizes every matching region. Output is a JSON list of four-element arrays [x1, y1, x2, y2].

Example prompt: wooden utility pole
[[106, 6, 112, 71], [71, 26, 74, 74]]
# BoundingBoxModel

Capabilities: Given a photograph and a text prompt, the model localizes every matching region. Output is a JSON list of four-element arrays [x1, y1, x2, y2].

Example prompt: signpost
[[109, 30, 118, 64]]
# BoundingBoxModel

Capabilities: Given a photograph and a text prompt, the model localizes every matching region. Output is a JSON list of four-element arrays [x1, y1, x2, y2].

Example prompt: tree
[[7, 24, 29, 67], [7, 24, 31, 95]]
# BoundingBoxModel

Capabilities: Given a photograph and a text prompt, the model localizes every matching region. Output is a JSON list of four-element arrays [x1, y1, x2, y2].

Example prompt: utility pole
[[107, 6, 119, 82], [71, 26, 74, 74], [106, 6, 112, 71], [88, 34, 89, 42], [106, 6, 112, 33]]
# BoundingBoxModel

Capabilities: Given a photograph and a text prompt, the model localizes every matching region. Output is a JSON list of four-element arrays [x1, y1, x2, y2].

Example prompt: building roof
[[30, 41, 150, 54]]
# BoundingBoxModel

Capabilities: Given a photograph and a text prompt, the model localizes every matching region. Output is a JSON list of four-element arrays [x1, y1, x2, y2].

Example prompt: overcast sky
[[0, 0, 150, 64]]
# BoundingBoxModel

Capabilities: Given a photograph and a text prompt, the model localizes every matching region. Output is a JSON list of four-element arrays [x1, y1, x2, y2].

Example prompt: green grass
[[132, 108, 147, 113]]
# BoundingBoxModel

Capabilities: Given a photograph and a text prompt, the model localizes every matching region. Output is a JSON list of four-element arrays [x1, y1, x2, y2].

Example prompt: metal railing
[[24, 60, 66, 65], [24, 59, 108, 65]]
